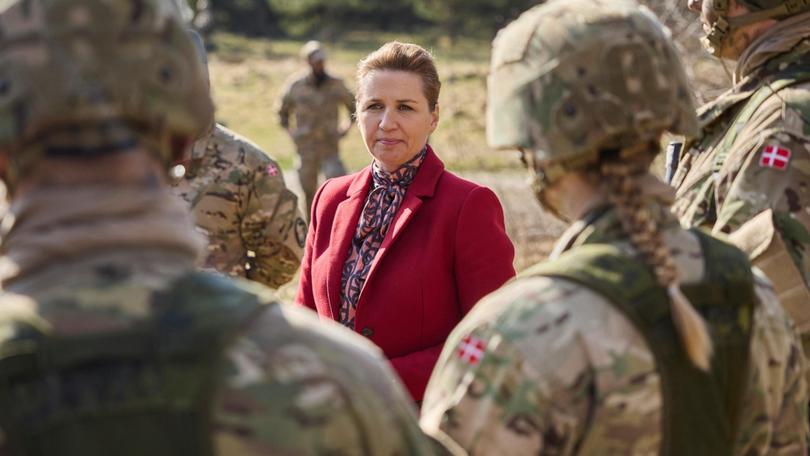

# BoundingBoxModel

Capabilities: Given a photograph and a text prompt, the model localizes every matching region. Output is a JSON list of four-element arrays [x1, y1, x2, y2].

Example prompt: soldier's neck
[[14, 147, 168, 197], [0, 178, 203, 286]]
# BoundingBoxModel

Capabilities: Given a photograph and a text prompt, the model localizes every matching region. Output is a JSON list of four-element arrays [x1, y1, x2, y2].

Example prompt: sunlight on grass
[[208, 32, 520, 173]]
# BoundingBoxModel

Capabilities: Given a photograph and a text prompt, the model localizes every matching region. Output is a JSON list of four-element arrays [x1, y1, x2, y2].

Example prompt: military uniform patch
[[759, 145, 791, 170], [266, 163, 279, 176], [457, 336, 486, 365]]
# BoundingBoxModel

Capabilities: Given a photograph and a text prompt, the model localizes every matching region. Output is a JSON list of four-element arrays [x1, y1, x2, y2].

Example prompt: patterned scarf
[[339, 148, 427, 328]]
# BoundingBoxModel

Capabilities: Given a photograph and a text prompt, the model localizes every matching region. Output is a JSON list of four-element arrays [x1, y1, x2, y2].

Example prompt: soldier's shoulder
[[461, 274, 630, 354], [210, 124, 280, 168], [281, 71, 310, 91], [215, 301, 430, 455], [162, 273, 390, 366], [239, 302, 387, 371], [325, 72, 350, 86], [779, 80, 810, 124]]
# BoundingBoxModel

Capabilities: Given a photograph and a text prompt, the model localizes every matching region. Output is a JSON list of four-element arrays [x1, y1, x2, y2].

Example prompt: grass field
[[208, 32, 520, 173]]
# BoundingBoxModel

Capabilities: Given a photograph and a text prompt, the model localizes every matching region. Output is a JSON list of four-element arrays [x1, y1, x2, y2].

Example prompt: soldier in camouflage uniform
[[670, 0, 810, 344], [420, 1, 809, 454], [174, 33, 306, 289], [278, 40, 355, 215], [0, 1, 437, 455], [176, 125, 306, 289]]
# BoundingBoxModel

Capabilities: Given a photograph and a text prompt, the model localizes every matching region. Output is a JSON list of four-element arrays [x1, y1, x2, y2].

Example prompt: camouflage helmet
[[701, 0, 810, 56], [487, 0, 697, 186], [0, 0, 214, 181]]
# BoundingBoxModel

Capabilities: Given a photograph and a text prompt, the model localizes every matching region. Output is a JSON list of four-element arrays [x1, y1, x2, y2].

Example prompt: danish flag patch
[[759, 145, 791, 170], [457, 336, 486, 365], [266, 164, 280, 176]]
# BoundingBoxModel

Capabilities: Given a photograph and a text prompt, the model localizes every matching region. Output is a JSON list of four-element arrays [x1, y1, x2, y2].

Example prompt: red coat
[[296, 146, 515, 401]]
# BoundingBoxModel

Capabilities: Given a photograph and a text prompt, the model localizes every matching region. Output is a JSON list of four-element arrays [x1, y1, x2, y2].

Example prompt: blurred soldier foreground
[[0, 1, 436, 455], [671, 0, 810, 350], [174, 32, 306, 289], [278, 40, 355, 216], [421, 0, 808, 454]]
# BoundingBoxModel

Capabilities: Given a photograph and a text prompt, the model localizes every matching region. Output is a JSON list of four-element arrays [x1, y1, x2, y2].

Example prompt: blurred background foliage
[[189, 0, 539, 40], [186, 0, 731, 279]]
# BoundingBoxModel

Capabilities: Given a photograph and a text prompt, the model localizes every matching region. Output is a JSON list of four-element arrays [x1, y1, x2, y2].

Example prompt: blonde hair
[[600, 149, 713, 371], [356, 41, 441, 111]]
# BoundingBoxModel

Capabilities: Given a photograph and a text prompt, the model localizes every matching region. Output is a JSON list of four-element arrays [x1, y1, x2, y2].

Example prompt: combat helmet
[[487, 0, 697, 200], [701, 0, 810, 56], [0, 0, 214, 184]]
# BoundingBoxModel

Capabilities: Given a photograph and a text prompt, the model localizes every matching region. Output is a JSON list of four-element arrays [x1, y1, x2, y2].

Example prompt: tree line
[[186, 0, 542, 40]]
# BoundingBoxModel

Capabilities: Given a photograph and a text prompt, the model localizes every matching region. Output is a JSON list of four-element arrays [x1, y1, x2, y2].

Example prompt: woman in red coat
[[296, 41, 516, 402]]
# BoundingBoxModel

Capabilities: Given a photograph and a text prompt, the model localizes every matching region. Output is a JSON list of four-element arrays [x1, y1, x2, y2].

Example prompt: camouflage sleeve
[[277, 81, 294, 130], [213, 303, 439, 455], [735, 270, 808, 455], [714, 88, 810, 292], [241, 153, 306, 289], [421, 277, 661, 455]]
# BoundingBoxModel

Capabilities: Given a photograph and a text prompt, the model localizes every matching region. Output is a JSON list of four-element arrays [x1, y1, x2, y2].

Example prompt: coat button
[[361, 327, 374, 338]]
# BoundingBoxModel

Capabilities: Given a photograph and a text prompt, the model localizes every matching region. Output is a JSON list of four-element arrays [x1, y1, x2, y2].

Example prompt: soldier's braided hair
[[599, 147, 713, 371]]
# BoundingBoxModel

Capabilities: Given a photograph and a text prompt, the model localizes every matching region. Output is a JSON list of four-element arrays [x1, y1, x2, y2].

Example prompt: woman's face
[[357, 70, 438, 172]]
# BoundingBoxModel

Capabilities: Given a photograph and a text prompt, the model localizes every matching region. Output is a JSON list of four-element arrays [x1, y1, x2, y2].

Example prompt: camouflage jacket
[[174, 124, 306, 289], [420, 205, 808, 455], [277, 71, 355, 147], [0, 247, 436, 455], [670, 17, 810, 334]]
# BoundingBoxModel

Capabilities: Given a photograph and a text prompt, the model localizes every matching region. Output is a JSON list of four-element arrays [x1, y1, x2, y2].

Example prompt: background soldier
[[421, 0, 808, 453], [175, 31, 306, 289], [278, 40, 355, 215], [670, 0, 810, 348], [0, 1, 437, 454]]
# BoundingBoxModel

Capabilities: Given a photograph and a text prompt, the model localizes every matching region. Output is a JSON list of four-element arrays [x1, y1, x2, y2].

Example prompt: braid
[[601, 159, 713, 371]]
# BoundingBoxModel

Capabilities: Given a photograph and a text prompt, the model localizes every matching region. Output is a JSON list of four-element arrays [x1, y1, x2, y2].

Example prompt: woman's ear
[[429, 103, 440, 132]]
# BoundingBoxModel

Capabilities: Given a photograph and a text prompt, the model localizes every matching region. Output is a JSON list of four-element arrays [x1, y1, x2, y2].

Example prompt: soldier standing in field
[[0, 1, 439, 454], [278, 40, 355, 216], [175, 32, 306, 289], [420, 0, 808, 454], [670, 0, 810, 346]]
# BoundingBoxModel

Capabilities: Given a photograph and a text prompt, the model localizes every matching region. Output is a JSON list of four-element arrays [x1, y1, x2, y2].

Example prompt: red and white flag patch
[[457, 335, 486, 365], [266, 163, 280, 176], [759, 145, 791, 170]]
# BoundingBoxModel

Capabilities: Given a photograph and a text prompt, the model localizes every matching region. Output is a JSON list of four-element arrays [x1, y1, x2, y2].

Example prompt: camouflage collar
[[697, 48, 810, 130], [551, 203, 681, 258], [736, 10, 810, 80]]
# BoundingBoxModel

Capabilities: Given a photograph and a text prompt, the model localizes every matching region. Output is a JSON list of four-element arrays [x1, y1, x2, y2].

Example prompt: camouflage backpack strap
[[523, 230, 755, 456], [710, 63, 810, 173], [0, 272, 269, 456]]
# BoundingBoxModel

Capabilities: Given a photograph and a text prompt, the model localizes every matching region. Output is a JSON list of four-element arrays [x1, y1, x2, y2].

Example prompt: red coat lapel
[[326, 169, 372, 318], [359, 146, 445, 300]]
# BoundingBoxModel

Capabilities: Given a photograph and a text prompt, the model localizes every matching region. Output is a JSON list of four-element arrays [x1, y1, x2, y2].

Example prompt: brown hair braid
[[600, 156, 713, 371]]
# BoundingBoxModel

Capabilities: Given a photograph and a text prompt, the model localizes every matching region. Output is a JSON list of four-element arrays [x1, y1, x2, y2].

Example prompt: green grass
[[208, 32, 520, 173]]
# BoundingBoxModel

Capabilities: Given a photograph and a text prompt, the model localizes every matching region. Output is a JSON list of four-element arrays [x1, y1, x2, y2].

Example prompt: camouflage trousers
[[296, 141, 347, 218]]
